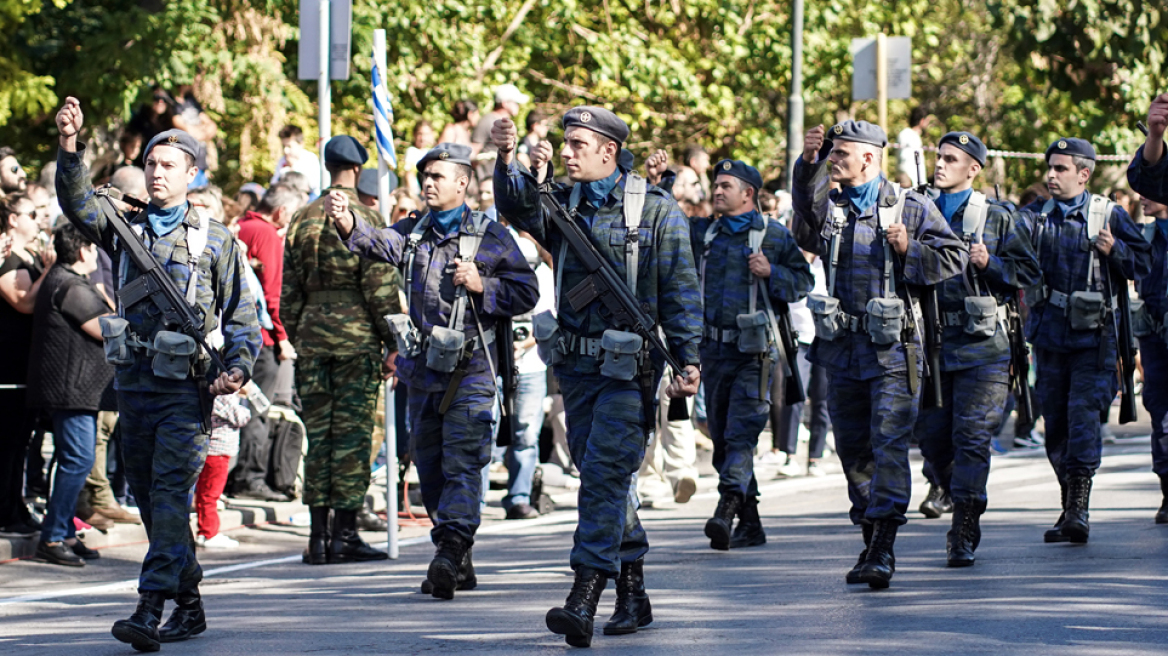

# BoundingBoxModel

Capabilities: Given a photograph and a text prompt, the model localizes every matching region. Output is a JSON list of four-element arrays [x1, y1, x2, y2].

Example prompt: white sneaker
[[759, 450, 787, 466], [806, 461, 826, 477], [198, 533, 239, 549], [777, 461, 805, 478]]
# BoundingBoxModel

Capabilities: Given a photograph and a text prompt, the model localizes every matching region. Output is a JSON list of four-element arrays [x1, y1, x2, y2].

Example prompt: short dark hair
[[525, 110, 547, 132], [53, 221, 93, 266], [682, 144, 706, 164], [451, 99, 479, 123], [0, 146, 16, 162], [910, 106, 929, 127], [0, 193, 29, 232], [278, 125, 304, 142]]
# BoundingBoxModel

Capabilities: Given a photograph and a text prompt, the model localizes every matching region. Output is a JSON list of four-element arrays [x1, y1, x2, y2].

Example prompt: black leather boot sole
[[918, 501, 942, 519], [704, 517, 732, 551], [1156, 503, 1168, 525], [427, 556, 459, 600], [856, 568, 892, 589], [1061, 519, 1089, 544], [158, 615, 206, 642], [546, 608, 594, 648], [112, 622, 161, 653], [845, 552, 867, 584], [729, 522, 766, 549], [602, 605, 652, 635], [946, 551, 975, 568]]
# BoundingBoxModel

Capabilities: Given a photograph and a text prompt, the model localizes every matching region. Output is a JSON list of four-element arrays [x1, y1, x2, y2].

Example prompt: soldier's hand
[[665, 365, 701, 399], [452, 261, 484, 293], [803, 125, 825, 164], [886, 223, 909, 255], [1144, 92, 1168, 166], [969, 243, 990, 270], [645, 149, 669, 184], [209, 368, 246, 396], [747, 251, 772, 278], [1095, 225, 1115, 256], [492, 118, 518, 165], [278, 339, 297, 361], [325, 191, 355, 237], [56, 97, 84, 151], [382, 350, 398, 383], [531, 140, 554, 183]]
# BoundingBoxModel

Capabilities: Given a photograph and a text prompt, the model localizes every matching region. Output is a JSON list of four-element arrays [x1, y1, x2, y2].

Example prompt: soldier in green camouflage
[[282, 135, 403, 565]]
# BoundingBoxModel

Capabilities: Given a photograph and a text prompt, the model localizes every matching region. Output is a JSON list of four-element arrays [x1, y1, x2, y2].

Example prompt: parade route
[[2, 442, 1166, 655]]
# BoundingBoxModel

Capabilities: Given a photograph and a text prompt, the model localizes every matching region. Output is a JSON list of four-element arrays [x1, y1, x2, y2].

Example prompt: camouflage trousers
[[1138, 334, 1168, 477], [704, 356, 770, 498], [298, 353, 381, 510], [827, 370, 920, 526], [559, 372, 650, 578], [915, 362, 1010, 509], [118, 390, 207, 596], [1034, 347, 1117, 480], [407, 372, 495, 546]]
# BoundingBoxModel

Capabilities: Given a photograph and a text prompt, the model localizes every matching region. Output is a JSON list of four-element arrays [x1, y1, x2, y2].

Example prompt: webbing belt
[[306, 289, 364, 304]]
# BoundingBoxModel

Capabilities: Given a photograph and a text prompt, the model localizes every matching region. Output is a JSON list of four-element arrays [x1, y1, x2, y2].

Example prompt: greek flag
[[371, 51, 397, 168]]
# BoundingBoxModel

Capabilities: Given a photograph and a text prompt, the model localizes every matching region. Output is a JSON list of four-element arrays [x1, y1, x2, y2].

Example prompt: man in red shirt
[[229, 183, 305, 500]]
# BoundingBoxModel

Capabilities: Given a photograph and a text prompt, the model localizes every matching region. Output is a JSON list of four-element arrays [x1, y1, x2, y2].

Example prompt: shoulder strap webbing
[[826, 203, 848, 296], [403, 214, 430, 308], [962, 191, 989, 243], [449, 211, 489, 332], [184, 208, 212, 307], [623, 174, 647, 292], [876, 189, 908, 298], [1084, 195, 1115, 288], [698, 220, 720, 303]]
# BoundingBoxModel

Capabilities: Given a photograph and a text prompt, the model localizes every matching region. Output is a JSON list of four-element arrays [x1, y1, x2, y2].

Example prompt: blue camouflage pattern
[[1133, 220, 1168, 328], [1034, 347, 1116, 479], [703, 357, 768, 498], [1141, 334, 1168, 478], [1128, 145, 1168, 205], [55, 146, 261, 393]]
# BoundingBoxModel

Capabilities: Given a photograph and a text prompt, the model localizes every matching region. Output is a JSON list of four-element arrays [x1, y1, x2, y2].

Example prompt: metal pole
[[374, 29, 391, 226], [876, 33, 888, 175], [384, 380, 399, 559], [785, 0, 805, 190], [318, 0, 331, 192]]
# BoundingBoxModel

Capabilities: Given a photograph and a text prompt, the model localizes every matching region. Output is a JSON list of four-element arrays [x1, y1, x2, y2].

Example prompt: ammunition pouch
[[426, 326, 466, 373], [1130, 299, 1154, 337], [1023, 283, 1047, 308], [385, 313, 422, 358], [865, 297, 906, 346], [532, 310, 566, 366], [599, 329, 643, 381], [100, 316, 134, 366], [735, 310, 772, 355], [808, 294, 846, 341], [1068, 291, 1106, 331], [963, 296, 999, 338], [151, 331, 197, 381]]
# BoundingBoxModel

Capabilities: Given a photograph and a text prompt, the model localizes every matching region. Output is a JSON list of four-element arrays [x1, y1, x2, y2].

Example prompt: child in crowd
[[195, 389, 252, 548]]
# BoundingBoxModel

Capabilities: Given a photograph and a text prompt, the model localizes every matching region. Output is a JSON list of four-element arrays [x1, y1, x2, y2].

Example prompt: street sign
[[298, 0, 353, 81], [852, 36, 911, 101]]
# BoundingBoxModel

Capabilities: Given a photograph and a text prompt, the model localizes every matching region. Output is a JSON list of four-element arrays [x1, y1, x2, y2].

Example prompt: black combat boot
[[856, 520, 898, 589], [111, 591, 165, 652], [427, 534, 472, 600], [845, 523, 874, 584], [603, 558, 652, 635], [729, 498, 766, 549], [421, 546, 478, 595], [1156, 477, 1168, 525], [303, 507, 331, 565], [158, 587, 207, 643], [919, 483, 947, 519], [704, 492, 742, 551], [546, 567, 607, 648], [1061, 475, 1092, 544], [1044, 479, 1071, 543], [328, 508, 389, 563], [946, 502, 983, 568]]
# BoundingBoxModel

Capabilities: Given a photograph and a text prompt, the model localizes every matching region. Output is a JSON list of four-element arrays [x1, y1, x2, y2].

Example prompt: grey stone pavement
[[2, 441, 1166, 655]]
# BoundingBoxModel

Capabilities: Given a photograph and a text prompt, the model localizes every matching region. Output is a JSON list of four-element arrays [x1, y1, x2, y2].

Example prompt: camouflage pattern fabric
[[1034, 347, 1117, 479], [1128, 145, 1168, 205], [703, 357, 768, 499], [1140, 335, 1168, 477]]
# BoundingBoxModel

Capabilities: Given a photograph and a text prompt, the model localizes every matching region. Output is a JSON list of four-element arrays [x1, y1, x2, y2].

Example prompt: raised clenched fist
[[56, 97, 84, 151], [803, 125, 825, 164], [491, 118, 518, 164], [645, 149, 669, 184], [530, 140, 554, 182]]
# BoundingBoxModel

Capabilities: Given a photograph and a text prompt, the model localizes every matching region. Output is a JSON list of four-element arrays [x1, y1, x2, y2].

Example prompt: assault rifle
[[494, 316, 518, 447], [991, 185, 1036, 427], [1101, 195, 1139, 425], [915, 151, 944, 408]]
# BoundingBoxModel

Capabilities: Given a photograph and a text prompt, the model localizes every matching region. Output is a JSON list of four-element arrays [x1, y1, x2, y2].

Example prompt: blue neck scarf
[[431, 205, 467, 235], [581, 169, 621, 206], [936, 188, 973, 222], [721, 209, 758, 235], [1054, 191, 1089, 220], [146, 202, 187, 237], [842, 177, 882, 215]]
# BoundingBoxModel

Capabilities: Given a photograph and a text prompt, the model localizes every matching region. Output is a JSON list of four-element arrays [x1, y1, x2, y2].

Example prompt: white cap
[[494, 83, 530, 105]]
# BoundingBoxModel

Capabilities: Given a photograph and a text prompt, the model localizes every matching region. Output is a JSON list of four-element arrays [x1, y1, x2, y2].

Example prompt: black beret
[[618, 148, 635, 172], [827, 120, 887, 148], [563, 106, 630, 144], [323, 135, 369, 166], [416, 142, 473, 172], [357, 168, 398, 198], [713, 159, 763, 190], [938, 131, 987, 167], [144, 129, 200, 163], [1045, 137, 1096, 162]]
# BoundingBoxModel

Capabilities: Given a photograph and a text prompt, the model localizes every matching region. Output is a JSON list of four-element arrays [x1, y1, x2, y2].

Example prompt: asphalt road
[[2, 441, 1166, 655]]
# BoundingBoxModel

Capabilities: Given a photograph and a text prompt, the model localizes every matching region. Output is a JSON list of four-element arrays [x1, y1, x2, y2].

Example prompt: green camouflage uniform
[[282, 187, 401, 510]]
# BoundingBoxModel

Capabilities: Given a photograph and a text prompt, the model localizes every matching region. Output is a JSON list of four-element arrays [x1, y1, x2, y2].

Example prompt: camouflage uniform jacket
[[1128, 145, 1168, 206], [55, 146, 260, 394], [494, 159, 703, 374], [282, 187, 402, 359]]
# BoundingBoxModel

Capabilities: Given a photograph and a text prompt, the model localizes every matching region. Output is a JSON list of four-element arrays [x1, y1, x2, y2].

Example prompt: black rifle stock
[[537, 185, 691, 422], [495, 316, 518, 447], [1103, 263, 1139, 425], [1006, 292, 1035, 427], [776, 310, 805, 406]]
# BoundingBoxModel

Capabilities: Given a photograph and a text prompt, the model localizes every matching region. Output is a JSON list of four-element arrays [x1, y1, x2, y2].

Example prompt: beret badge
[[1058, 140, 1068, 149], [580, 111, 593, 123], [959, 135, 969, 145]]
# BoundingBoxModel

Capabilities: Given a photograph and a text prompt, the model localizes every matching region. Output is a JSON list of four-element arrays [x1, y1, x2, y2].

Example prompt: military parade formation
[[45, 85, 1168, 651]]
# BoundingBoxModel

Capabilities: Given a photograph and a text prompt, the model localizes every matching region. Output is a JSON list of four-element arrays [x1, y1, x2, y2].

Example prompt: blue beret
[[713, 159, 763, 190], [323, 135, 369, 166], [1045, 137, 1096, 162], [563, 106, 630, 144], [938, 131, 987, 167], [827, 120, 887, 148], [357, 168, 398, 197], [618, 149, 635, 172], [416, 142, 473, 171], [144, 129, 200, 163]]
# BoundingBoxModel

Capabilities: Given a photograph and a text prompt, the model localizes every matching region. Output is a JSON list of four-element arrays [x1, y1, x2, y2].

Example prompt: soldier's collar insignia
[[580, 111, 593, 123], [1058, 140, 1068, 149], [959, 135, 969, 145]]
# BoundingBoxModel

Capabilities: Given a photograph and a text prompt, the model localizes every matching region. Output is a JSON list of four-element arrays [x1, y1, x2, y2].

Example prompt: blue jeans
[[503, 370, 547, 509], [776, 344, 830, 458], [41, 411, 97, 543]]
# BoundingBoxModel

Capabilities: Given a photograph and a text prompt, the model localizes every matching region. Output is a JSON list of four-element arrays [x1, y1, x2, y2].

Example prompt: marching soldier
[[690, 159, 812, 550], [55, 98, 261, 650], [1018, 137, 1152, 544], [330, 142, 539, 600], [492, 108, 702, 647], [913, 132, 1040, 565], [791, 121, 967, 589]]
